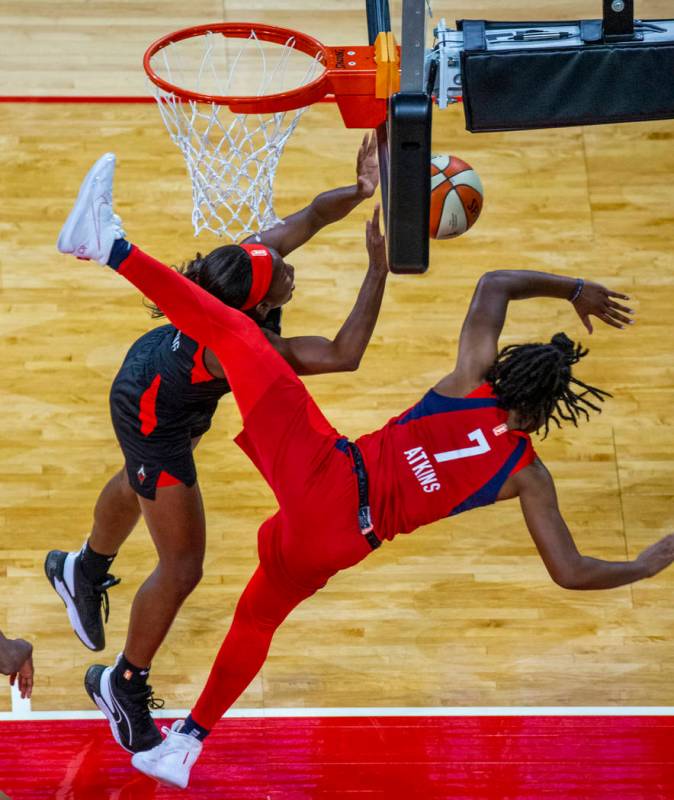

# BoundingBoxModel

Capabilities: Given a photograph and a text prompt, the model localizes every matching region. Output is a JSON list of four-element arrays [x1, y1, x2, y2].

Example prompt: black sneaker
[[85, 661, 164, 753], [44, 549, 120, 651]]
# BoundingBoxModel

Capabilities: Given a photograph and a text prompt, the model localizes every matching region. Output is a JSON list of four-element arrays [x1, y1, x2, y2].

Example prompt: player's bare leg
[[90, 468, 141, 556], [44, 467, 134, 652]]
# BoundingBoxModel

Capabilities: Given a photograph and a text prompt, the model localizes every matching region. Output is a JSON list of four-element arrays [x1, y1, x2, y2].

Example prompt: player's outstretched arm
[[242, 132, 379, 257], [447, 270, 634, 388], [516, 459, 672, 590], [265, 204, 388, 375]]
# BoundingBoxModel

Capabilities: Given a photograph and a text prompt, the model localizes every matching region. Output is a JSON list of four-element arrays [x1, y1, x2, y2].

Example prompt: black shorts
[[109, 326, 225, 500]]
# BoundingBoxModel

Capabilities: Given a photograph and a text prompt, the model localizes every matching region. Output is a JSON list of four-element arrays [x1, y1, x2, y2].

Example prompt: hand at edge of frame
[[573, 280, 635, 334]]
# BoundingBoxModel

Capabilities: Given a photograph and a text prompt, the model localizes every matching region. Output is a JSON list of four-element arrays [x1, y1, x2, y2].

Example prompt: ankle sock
[[108, 238, 132, 270], [180, 714, 210, 742], [113, 653, 150, 692], [79, 541, 116, 584]]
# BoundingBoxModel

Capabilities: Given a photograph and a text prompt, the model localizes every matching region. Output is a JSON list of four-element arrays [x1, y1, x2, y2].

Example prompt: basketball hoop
[[144, 22, 395, 239]]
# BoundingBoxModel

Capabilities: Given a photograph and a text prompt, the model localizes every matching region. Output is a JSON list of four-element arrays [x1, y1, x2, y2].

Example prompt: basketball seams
[[430, 154, 483, 239]]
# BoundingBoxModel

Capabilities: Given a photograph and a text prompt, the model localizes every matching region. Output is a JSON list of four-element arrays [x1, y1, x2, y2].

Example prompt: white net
[[148, 29, 324, 239]]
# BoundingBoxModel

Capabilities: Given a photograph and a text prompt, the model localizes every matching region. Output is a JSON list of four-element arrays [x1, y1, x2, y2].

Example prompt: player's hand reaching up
[[366, 204, 388, 276], [636, 533, 674, 579], [356, 132, 379, 199], [572, 281, 635, 333]]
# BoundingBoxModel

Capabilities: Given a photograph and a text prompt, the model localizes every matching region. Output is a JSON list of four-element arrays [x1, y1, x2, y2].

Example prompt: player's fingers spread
[[607, 311, 634, 326], [609, 301, 634, 314], [372, 204, 381, 228], [608, 290, 630, 300], [602, 314, 624, 329]]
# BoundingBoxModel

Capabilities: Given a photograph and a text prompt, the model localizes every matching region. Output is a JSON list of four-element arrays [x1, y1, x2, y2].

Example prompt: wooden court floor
[[0, 1, 673, 719]]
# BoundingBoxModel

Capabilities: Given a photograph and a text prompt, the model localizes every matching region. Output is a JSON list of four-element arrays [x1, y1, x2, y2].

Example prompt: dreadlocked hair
[[147, 245, 253, 318], [486, 332, 612, 438]]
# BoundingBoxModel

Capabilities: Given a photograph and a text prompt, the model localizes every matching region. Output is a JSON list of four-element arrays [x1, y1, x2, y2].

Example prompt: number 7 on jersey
[[433, 428, 491, 463]]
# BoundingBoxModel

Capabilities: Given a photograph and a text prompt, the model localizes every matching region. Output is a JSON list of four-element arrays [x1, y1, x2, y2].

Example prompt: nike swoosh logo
[[98, 669, 134, 747], [91, 190, 112, 251], [94, 690, 123, 725]]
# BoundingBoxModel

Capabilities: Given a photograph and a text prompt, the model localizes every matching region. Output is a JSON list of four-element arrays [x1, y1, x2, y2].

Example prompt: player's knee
[[115, 468, 137, 499], [163, 556, 203, 598], [234, 594, 281, 634]]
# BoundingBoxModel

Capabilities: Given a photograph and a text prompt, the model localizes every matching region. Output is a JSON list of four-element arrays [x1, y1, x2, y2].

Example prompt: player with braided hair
[[486, 331, 611, 438], [57, 156, 674, 787]]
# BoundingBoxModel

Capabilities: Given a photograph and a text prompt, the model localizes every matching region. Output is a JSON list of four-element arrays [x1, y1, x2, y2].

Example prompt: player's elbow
[[475, 271, 513, 301], [479, 270, 512, 289], [337, 354, 361, 372], [551, 571, 580, 590], [549, 562, 586, 590], [329, 344, 361, 373], [545, 552, 587, 590]]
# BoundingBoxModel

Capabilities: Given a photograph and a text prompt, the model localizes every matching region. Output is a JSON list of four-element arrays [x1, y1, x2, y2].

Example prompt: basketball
[[429, 155, 484, 239]]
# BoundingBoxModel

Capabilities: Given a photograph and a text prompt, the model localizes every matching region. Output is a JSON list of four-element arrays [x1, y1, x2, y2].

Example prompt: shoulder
[[433, 370, 484, 398], [515, 457, 556, 496], [498, 457, 552, 502]]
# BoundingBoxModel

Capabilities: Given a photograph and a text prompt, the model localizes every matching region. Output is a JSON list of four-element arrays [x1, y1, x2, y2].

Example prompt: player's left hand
[[572, 280, 635, 334], [366, 204, 388, 276], [9, 653, 34, 700], [356, 132, 379, 199]]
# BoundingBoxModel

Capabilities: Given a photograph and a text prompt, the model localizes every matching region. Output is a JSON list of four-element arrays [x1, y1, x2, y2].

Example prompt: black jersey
[[110, 308, 281, 499]]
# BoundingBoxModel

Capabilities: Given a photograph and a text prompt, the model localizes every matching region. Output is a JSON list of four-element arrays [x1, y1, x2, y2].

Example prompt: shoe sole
[[44, 551, 101, 652], [85, 664, 134, 754], [131, 751, 189, 789], [57, 152, 115, 256]]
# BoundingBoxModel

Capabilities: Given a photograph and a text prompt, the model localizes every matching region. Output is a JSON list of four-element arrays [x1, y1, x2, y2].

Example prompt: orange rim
[[143, 22, 331, 112]]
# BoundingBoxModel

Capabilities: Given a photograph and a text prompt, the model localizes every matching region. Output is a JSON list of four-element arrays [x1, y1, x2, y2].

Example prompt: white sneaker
[[131, 719, 203, 789], [57, 153, 124, 265]]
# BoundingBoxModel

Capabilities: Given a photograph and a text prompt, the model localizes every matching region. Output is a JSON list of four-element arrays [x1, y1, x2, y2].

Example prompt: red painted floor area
[[1, 716, 674, 799]]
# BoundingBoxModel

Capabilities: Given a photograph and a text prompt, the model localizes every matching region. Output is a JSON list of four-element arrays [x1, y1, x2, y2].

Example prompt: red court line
[[0, 96, 155, 103], [2, 715, 674, 799], [0, 96, 336, 104]]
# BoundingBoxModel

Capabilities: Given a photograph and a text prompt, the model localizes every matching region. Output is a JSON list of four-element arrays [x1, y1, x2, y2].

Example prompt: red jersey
[[356, 383, 537, 540]]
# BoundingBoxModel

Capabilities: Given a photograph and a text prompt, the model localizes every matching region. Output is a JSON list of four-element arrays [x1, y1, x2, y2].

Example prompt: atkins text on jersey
[[404, 447, 441, 493]]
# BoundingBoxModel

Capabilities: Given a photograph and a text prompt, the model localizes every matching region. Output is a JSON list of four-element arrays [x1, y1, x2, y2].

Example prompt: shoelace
[[148, 691, 165, 711], [93, 575, 121, 623], [123, 684, 165, 731]]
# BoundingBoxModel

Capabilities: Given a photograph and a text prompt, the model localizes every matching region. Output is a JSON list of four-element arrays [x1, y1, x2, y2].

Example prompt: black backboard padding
[[387, 92, 431, 274]]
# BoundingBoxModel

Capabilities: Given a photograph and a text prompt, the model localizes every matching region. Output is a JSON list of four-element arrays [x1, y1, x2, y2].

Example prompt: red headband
[[239, 243, 274, 310]]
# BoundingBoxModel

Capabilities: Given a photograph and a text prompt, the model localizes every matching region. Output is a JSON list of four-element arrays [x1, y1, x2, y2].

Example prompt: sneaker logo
[[91, 691, 124, 732], [123, 669, 133, 681], [91, 190, 113, 252], [171, 331, 181, 352], [137, 465, 147, 484], [140, 669, 149, 677]]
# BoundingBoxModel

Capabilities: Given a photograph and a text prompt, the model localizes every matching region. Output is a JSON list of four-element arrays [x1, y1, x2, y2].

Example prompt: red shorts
[[234, 374, 372, 593]]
